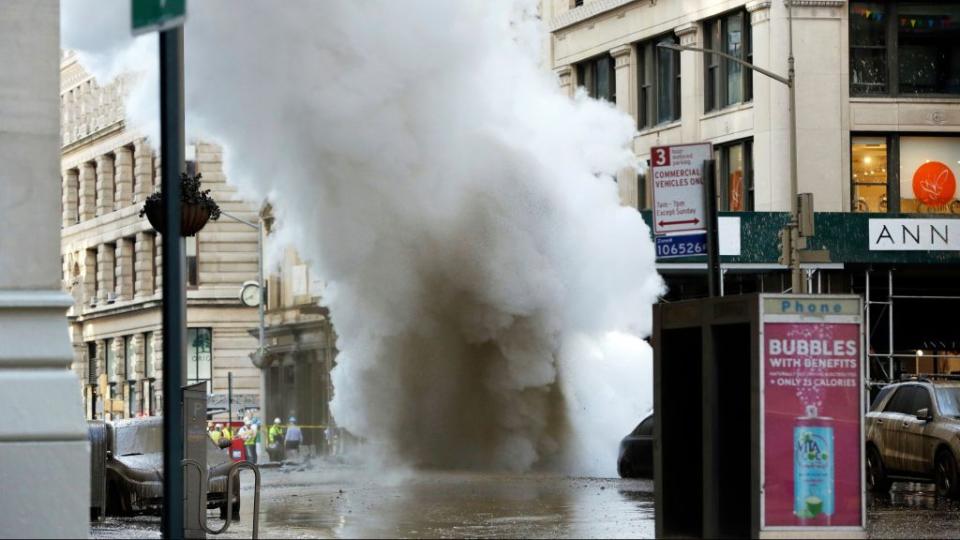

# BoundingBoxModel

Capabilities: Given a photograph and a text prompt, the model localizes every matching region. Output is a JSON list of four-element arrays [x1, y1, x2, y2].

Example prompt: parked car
[[865, 377, 960, 498], [89, 416, 241, 519], [618, 413, 654, 478]]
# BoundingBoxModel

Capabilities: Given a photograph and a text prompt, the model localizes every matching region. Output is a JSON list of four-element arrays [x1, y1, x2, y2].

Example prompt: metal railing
[[182, 459, 261, 539]]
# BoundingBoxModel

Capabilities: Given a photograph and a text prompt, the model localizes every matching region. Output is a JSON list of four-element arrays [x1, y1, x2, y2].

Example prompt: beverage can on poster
[[794, 405, 835, 524]]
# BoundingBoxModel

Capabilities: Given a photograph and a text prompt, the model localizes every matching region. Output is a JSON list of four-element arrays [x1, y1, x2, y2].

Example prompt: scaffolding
[[863, 268, 960, 390]]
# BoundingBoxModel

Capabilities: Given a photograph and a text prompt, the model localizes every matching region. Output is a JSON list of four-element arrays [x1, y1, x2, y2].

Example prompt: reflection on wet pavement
[[91, 467, 655, 539], [254, 470, 655, 539], [867, 481, 960, 539], [91, 469, 960, 538]]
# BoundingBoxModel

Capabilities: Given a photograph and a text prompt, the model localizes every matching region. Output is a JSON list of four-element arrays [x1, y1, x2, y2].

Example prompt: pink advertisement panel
[[763, 322, 861, 527]]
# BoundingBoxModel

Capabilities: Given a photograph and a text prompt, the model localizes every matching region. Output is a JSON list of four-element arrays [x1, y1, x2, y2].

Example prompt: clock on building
[[239, 281, 261, 307]]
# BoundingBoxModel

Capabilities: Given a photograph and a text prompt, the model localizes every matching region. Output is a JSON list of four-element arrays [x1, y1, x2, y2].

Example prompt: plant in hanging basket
[[139, 172, 221, 236]]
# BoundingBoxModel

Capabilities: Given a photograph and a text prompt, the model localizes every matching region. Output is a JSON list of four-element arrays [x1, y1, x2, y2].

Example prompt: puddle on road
[[867, 481, 960, 539], [256, 473, 654, 538]]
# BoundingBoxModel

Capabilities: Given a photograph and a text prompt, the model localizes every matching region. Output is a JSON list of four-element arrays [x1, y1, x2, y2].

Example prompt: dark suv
[[865, 377, 960, 498]]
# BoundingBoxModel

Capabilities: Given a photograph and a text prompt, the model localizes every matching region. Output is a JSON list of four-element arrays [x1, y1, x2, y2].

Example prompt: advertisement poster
[[763, 321, 861, 527]]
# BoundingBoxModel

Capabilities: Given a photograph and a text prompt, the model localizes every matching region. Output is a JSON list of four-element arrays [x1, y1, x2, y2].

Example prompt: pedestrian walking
[[284, 416, 303, 460]]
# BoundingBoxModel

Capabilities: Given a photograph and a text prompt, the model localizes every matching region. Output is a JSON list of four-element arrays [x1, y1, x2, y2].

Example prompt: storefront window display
[[900, 136, 960, 214], [852, 137, 888, 212], [852, 134, 960, 214]]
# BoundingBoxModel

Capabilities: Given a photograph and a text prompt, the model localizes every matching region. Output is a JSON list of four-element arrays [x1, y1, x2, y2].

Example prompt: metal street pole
[[786, 0, 804, 294], [703, 160, 721, 297], [658, 1, 806, 292], [159, 25, 186, 540]]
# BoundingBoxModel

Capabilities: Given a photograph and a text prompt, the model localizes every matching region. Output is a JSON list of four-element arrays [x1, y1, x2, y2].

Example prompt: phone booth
[[653, 294, 866, 539]]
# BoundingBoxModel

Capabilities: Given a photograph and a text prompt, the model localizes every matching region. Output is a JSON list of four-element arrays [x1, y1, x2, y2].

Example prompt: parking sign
[[650, 143, 711, 235]]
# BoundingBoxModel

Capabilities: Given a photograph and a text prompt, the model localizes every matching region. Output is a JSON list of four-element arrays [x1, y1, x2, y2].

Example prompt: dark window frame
[[576, 53, 617, 103], [850, 1, 960, 97], [848, 131, 960, 214], [704, 9, 754, 112], [714, 138, 755, 211], [187, 327, 213, 394], [186, 235, 199, 288], [850, 133, 898, 213], [637, 34, 682, 129]]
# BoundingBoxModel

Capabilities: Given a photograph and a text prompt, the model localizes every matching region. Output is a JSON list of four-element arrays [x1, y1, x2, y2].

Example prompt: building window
[[187, 328, 213, 394], [850, 2, 960, 96], [714, 139, 754, 211], [149, 232, 157, 293], [852, 136, 889, 212], [130, 236, 137, 297], [105, 338, 115, 380], [637, 35, 681, 129], [704, 10, 753, 111], [124, 336, 134, 380], [577, 54, 616, 103], [144, 331, 155, 379], [638, 165, 649, 210], [900, 136, 960, 213], [87, 342, 97, 385], [851, 134, 960, 213], [186, 235, 198, 287]]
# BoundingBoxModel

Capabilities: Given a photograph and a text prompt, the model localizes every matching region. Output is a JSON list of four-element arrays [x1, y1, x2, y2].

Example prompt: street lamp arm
[[656, 42, 791, 87], [217, 207, 266, 365], [219, 209, 259, 230]]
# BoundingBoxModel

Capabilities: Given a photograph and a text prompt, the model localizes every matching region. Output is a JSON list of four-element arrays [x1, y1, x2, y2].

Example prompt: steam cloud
[[62, 0, 663, 475]]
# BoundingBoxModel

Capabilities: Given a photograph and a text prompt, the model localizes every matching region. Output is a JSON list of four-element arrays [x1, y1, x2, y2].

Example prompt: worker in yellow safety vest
[[210, 423, 224, 445]]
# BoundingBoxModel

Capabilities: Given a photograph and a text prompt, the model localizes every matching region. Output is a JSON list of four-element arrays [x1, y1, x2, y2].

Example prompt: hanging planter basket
[[140, 172, 221, 237]]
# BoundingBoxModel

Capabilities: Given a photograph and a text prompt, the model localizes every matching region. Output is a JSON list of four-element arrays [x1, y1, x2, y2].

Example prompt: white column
[[78, 161, 96, 221], [97, 243, 115, 304], [0, 2, 88, 535], [135, 231, 156, 299], [115, 237, 134, 301], [62, 169, 79, 227], [133, 138, 154, 202], [746, 0, 775, 211], [675, 22, 700, 144], [611, 44, 637, 208], [95, 154, 115, 217], [114, 146, 133, 209], [555, 65, 574, 98]]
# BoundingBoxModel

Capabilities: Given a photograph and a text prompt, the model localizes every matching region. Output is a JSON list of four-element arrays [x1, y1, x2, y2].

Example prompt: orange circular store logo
[[912, 161, 957, 206]]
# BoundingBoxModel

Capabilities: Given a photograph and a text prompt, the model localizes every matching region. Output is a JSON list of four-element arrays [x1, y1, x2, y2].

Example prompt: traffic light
[[778, 228, 792, 266]]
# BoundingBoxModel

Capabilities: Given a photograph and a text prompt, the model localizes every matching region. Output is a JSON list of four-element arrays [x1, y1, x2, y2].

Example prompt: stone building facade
[[543, 0, 960, 214], [60, 52, 262, 420], [258, 213, 336, 453], [542, 1, 960, 384]]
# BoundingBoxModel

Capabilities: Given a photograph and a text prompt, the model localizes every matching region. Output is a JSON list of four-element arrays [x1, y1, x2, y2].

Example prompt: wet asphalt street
[[91, 465, 958, 539]]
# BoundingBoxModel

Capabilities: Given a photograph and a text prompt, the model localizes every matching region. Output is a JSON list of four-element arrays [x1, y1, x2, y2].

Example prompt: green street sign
[[131, 0, 186, 35]]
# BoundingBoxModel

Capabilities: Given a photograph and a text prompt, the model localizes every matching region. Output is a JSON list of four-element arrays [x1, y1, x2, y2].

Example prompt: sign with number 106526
[[654, 233, 707, 259]]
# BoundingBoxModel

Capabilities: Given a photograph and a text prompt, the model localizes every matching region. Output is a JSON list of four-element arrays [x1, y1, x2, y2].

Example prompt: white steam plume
[[63, 0, 663, 475]]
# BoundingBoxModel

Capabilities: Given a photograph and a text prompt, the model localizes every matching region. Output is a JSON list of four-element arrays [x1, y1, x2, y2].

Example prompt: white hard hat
[[215, 423, 223, 429], [274, 417, 281, 424]]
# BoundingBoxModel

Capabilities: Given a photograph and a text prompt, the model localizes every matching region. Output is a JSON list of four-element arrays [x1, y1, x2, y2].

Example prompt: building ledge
[[700, 101, 754, 122], [637, 119, 682, 139], [548, 0, 639, 32], [850, 96, 960, 105]]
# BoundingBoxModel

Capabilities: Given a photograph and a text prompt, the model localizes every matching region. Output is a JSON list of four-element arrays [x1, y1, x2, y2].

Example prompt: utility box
[[183, 382, 209, 539], [653, 294, 866, 539]]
